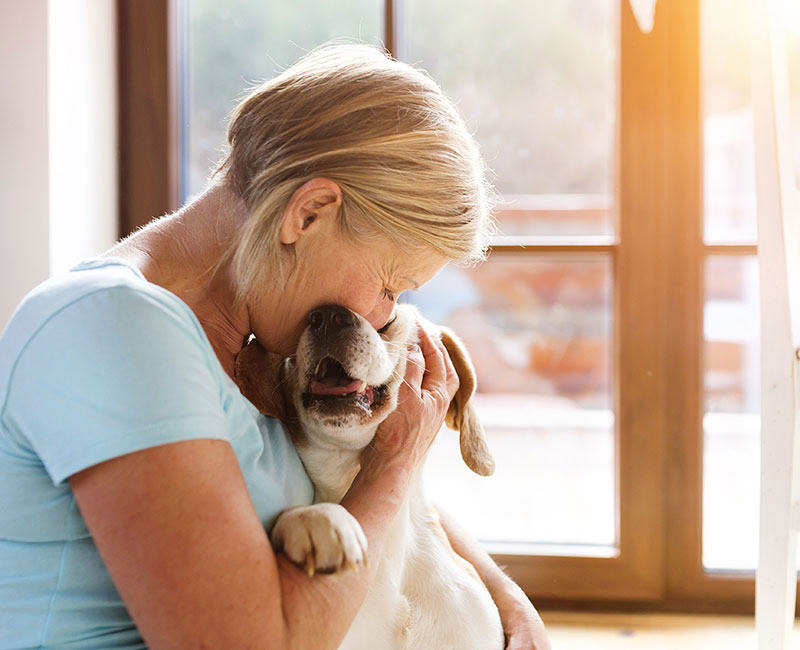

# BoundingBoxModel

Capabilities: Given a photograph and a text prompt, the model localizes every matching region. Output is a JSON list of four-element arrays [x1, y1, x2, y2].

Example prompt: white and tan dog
[[235, 303, 504, 650]]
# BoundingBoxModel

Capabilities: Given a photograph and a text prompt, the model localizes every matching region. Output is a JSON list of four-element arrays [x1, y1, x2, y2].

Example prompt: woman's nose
[[367, 303, 396, 331]]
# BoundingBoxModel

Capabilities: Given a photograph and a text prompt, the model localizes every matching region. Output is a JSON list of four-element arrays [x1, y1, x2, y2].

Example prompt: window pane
[[702, 255, 760, 570], [702, 0, 757, 244], [701, 2, 800, 570], [406, 256, 615, 549], [404, 0, 616, 237], [789, 30, 800, 189], [185, 0, 382, 199], [700, 0, 800, 238]]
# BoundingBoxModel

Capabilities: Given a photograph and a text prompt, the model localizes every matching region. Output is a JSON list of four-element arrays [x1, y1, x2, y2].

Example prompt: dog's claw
[[305, 555, 315, 577]]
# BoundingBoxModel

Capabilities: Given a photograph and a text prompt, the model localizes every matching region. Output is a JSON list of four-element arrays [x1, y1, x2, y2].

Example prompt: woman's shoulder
[[2, 257, 207, 360], [0, 258, 231, 486], [0, 257, 222, 422], [17, 257, 196, 329]]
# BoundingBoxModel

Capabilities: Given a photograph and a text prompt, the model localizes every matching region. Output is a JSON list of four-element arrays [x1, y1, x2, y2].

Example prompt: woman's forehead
[[375, 245, 448, 285]]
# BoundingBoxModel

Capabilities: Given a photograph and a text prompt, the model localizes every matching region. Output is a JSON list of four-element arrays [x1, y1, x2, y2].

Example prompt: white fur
[[270, 305, 504, 650]]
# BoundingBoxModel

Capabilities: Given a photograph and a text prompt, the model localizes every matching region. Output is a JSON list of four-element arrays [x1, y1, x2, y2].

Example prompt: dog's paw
[[270, 503, 368, 576]]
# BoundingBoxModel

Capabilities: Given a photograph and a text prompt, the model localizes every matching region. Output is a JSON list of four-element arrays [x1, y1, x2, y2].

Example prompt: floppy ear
[[440, 328, 496, 477], [234, 336, 287, 420]]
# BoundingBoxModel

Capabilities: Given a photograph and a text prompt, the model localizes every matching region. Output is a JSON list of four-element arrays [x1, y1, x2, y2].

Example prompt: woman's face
[[258, 230, 448, 357]]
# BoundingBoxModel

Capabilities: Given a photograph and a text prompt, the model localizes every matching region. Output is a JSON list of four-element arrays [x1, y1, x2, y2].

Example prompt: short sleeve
[[2, 287, 230, 485]]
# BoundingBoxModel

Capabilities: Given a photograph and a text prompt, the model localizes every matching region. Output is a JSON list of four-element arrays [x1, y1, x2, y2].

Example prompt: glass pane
[[702, 255, 760, 570], [404, 0, 616, 238], [702, 0, 757, 244], [185, 0, 382, 199], [789, 29, 800, 190], [406, 255, 615, 550]]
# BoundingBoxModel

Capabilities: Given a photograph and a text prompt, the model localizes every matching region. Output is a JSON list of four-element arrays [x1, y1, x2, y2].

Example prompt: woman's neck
[[102, 183, 254, 379]]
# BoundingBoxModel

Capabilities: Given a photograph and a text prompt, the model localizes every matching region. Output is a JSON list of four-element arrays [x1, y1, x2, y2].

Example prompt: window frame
[[116, 0, 785, 614], [117, 0, 181, 234]]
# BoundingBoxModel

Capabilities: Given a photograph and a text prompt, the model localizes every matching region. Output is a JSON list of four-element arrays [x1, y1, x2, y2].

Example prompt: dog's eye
[[377, 315, 397, 335]]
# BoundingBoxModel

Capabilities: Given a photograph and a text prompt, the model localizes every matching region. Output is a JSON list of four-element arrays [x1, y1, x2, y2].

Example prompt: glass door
[[399, 0, 618, 557]]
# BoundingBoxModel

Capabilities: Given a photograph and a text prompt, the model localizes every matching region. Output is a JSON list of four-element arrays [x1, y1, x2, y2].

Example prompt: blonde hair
[[214, 43, 495, 305]]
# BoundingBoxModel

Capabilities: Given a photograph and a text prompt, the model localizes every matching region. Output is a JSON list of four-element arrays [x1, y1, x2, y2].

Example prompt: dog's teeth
[[357, 381, 367, 394]]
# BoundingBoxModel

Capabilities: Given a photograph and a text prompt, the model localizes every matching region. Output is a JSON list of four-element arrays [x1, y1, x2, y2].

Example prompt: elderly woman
[[0, 45, 550, 649]]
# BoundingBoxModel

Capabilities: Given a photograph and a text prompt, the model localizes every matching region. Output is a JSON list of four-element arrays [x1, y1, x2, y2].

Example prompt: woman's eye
[[378, 315, 397, 335]]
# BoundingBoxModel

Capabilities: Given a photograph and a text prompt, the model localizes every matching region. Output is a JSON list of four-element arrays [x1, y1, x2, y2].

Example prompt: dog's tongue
[[309, 378, 363, 396]]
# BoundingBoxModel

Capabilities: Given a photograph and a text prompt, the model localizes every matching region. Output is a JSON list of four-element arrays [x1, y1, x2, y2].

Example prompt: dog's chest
[[338, 482, 504, 650], [297, 451, 504, 650]]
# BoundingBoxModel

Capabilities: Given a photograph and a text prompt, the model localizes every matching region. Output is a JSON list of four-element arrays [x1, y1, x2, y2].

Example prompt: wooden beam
[[117, 0, 180, 238]]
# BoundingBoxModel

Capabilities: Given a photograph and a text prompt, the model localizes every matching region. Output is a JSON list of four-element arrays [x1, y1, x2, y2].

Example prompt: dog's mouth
[[304, 356, 378, 411]]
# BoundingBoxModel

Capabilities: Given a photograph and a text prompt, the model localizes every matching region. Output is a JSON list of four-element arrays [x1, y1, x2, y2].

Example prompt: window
[[701, 0, 800, 575], [184, 0, 384, 199], [184, 0, 619, 563], [399, 2, 617, 557], [118, 0, 800, 612]]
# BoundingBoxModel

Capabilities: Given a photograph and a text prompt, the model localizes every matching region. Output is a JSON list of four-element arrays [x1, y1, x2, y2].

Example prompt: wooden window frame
[[117, 0, 181, 235], [117, 0, 786, 615]]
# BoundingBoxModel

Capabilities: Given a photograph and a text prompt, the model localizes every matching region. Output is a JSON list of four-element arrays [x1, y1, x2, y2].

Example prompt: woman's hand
[[361, 325, 459, 475], [502, 598, 553, 650]]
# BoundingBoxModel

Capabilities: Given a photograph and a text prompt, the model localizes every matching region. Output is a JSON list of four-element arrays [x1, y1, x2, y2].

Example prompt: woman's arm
[[70, 328, 457, 650], [72, 437, 413, 650], [436, 505, 553, 650]]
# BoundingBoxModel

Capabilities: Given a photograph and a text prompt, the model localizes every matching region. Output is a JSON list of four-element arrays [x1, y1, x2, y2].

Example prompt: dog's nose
[[307, 305, 359, 337]]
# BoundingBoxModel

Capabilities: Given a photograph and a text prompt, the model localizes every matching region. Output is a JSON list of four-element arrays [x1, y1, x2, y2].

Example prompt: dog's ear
[[440, 328, 495, 477], [234, 336, 287, 420]]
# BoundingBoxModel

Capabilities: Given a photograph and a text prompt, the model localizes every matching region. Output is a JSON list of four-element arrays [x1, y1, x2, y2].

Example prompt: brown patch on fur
[[439, 328, 495, 476], [426, 505, 482, 585], [234, 337, 287, 420], [282, 412, 308, 448], [234, 337, 310, 447]]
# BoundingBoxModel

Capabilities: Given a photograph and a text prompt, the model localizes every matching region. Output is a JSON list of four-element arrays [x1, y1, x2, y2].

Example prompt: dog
[[235, 303, 504, 650]]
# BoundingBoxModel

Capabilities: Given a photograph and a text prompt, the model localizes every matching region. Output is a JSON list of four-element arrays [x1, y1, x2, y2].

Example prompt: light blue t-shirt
[[0, 257, 314, 649]]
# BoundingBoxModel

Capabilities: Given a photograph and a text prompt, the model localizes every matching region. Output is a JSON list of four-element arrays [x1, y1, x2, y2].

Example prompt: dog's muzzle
[[302, 305, 383, 413]]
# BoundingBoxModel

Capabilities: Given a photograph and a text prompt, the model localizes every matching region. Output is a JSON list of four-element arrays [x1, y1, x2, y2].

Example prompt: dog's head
[[235, 304, 495, 476]]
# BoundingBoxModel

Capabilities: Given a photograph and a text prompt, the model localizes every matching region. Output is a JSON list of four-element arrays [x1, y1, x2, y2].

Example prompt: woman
[[0, 44, 551, 649]]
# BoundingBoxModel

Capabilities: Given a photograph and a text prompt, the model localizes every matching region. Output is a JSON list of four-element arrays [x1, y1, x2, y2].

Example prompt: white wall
[[0, 0, 51, 332], [48, 0, 118, 276], [0, 0, 118, 333]]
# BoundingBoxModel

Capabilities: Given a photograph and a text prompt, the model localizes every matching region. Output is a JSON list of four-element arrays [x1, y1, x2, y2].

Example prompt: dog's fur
[[235, 304, 504, 650]]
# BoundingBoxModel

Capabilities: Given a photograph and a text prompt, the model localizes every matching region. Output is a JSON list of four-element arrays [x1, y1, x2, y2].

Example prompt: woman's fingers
[[416, 326, 460, 405], [416, 327, 447, 398], [368, 324, 458, 469], [439, 339, 460, 401], [401, 343, 425, 395]]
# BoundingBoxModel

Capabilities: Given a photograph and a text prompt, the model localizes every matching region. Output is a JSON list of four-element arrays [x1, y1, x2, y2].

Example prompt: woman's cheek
[[344, 288, 383, 321]]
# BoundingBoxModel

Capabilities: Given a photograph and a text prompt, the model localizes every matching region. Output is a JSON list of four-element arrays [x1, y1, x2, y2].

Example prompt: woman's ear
[[279, 177, 343, 245]]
